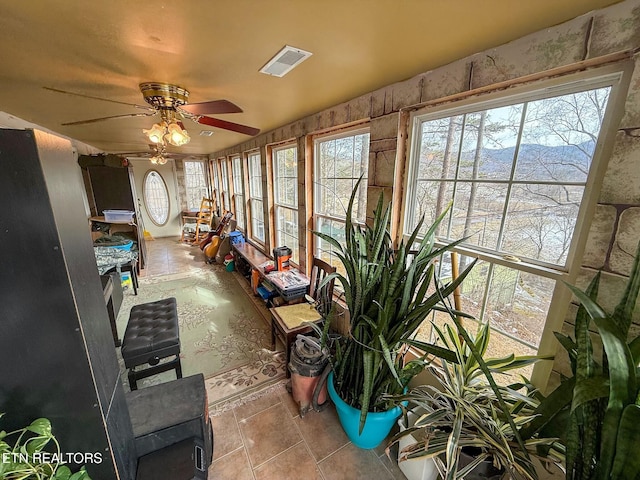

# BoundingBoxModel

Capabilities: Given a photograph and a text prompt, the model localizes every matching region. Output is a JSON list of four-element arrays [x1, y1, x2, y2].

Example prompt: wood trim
[[400, 50, 633, 115], [390, 109, 410, 248], [265, 144, 277, 253], [304, 134, 314, 276]]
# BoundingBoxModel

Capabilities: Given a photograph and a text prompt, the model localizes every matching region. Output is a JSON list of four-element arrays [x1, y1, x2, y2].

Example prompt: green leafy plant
[[313, 177, 475, 432], [0, 414, 91, 480], [388, 321, 563, 480], [520, 239, 640, 480]]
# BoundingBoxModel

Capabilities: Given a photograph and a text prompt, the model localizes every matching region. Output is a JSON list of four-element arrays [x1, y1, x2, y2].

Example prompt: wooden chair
[[269, 258, 336, 376], [181, 197, 214, 243]]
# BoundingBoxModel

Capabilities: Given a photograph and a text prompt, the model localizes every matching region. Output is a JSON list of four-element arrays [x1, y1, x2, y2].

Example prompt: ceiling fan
[[115, 143, 206, 165], [44, 82, 260, 137]]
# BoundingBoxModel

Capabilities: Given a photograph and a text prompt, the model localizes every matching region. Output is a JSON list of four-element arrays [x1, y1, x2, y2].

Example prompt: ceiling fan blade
[[44, 87, 155, 111], [179, 100, 243, 115], [62, 112, 157, 126], [196, 115, 260, 136]]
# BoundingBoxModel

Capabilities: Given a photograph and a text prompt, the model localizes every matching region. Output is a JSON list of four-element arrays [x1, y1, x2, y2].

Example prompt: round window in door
[[143, 170, 170, 226]]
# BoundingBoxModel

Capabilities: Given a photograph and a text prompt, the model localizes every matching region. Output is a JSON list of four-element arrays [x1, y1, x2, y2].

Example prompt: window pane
[[418, 116, 463, 180], [211, 161, 221, 212], [234, 196, 245, 230], [220, 160, 230, 211], [247, 152, 264, 242], [184, 161, 209, 210], [251, 198, 265, 242], [450, 182, 508, 250], [231, 157, 244, 230], [315, 131, 369, 222], [502, 184, 583, 265], [484, 267, 554, 348], [273, 145, 299, 263], [315, 216, 347, 275], [516, 87, 611, 182], [248, 153, 262, 198], [275, 206, 299, 265], [143, 170, 170, 226]]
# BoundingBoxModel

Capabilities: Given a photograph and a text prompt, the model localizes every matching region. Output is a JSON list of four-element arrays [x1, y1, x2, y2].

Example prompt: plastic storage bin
[[104, 209, 135, 223], [110, 240, 134, 251], [228, 231, 245, 246]]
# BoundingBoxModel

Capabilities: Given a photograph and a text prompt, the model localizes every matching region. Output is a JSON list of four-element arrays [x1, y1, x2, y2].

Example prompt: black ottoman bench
[[121, 297, 182, 390]]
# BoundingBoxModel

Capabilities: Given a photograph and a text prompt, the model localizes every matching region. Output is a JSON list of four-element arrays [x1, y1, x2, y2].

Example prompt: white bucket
[[397, 409, 439, 480]]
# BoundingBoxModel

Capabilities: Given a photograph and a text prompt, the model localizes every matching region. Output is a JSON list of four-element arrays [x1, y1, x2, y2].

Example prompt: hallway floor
[[140, 237, 406, 480]]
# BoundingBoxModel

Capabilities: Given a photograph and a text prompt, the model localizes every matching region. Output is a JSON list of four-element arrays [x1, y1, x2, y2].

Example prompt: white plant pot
[[397, 409, 439, 480]]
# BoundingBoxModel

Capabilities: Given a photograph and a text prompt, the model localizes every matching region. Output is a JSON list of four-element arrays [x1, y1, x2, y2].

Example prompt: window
[[272, 144, 299, 264], [211, 159, 221, 213], [143, 170, 170, 226], [231, 155, 245, 230], [219, 158, 230, 213], [403, 70, 624, 373], [247, 151, 265, 243], [314, 128, 370, 269], [183, 161, 209, 210]]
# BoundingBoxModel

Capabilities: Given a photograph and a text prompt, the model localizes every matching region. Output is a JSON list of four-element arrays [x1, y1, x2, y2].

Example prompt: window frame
[[312, 126, 371, 270], [182, 160, 210, 211], [400, 63, 631, 386], [210, 158, 222, 214], [142, 169, 171, 227], [246, 150, 265, 245], [231, 155, 246, 231], [218, 157, 231, 213], [271, 142, 299, 265]]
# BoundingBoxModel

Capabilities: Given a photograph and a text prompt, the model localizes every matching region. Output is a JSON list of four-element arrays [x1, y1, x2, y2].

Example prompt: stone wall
[[211, 0, 640, 390]]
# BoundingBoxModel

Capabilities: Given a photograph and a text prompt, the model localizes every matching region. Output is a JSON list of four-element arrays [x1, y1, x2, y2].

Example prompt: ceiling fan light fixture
[[143, 122, 166, 144], [166, 121, 190, 146], [150, 154, 167, 165], [143, 120, 190, 147]]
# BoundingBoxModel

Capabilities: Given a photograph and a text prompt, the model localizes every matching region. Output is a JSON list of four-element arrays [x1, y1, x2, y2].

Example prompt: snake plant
[[313, 177, 475, 433], [388, 321, 563, 480], [520, 239, 640, 480]]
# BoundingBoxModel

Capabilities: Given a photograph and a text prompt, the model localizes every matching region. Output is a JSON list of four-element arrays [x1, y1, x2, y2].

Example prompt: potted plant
[[519, 239, 640, 480], [313, 178, 474, 448], [388, 320, 564, 480], [0, 413, 92, 479]]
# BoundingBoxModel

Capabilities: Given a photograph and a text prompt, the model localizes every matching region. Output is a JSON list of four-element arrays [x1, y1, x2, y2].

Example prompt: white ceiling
[[0, 0, 622, 157]]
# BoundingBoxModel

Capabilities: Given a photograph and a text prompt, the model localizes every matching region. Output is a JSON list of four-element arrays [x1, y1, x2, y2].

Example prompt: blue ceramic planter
[[327, 371, 403, 449]]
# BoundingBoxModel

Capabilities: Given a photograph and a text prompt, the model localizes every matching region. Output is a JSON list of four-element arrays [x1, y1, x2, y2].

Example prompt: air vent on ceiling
[[259, 45, 312, 77]]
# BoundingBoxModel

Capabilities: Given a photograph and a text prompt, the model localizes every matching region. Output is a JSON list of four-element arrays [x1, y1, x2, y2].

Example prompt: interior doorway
[[129, 158, 181, 239]]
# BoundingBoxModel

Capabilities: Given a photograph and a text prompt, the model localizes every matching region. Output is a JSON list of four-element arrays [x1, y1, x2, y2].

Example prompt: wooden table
[[232, 243, 310, 301], [270, 302, 323, 376]]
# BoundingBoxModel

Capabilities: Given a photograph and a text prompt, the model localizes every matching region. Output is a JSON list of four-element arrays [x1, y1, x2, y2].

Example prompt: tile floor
[[140, 237, 407, 480]]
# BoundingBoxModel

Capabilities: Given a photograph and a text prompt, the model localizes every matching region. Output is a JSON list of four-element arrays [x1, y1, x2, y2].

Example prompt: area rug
[[115, 263, 286, 407]]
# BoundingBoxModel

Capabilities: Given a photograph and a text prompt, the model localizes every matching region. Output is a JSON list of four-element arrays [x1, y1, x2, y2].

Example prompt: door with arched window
[[129, 158, 180, 238]]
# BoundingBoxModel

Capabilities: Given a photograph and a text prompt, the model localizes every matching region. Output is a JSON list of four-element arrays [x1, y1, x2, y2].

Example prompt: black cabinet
[[0, 129, 137, 480], [82, 162, 146, 269]]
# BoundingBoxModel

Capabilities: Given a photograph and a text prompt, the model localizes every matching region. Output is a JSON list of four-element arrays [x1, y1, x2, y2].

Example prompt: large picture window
[[314, 128, 370, 269], [231, 156, 245, 230], [247, 151, 265, 243], [403, 70, 624, 372], [272, 144, 299, 264]]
